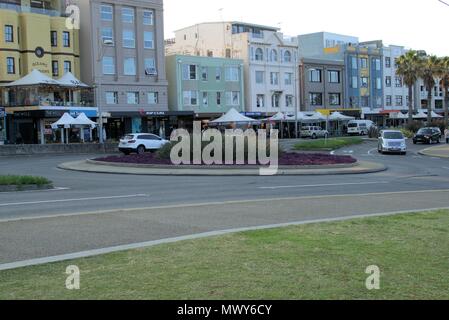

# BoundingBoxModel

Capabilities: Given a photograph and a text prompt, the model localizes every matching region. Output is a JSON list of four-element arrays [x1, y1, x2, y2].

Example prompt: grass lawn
[[294, 137, 364, 151], [0, 175, 51, 186], [1, 210, 449, 300]]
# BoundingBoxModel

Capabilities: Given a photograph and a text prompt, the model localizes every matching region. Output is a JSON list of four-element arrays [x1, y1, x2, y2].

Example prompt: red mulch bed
[[95, 153, 356, 166]]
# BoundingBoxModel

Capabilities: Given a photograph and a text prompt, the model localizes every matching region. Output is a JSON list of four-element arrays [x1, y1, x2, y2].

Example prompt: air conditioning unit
[[145, 67, 157, 76]]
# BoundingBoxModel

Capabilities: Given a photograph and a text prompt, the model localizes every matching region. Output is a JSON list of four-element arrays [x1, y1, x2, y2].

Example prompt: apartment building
[[299, 57, 345, 112], [166, 55, 244, 121], [166, 21, 299, 117], [74, 0, 168, 140]]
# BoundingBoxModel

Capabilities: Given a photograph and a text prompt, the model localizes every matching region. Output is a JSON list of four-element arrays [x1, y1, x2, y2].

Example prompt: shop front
[[0, 107, 6, 145]]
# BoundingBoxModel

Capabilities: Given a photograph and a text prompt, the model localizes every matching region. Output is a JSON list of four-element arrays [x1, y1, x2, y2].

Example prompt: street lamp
[[96, 38, 113, 144]]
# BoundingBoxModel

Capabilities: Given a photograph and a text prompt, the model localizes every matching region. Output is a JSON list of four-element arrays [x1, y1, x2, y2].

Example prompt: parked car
[[378, 130, 407, 155], [300, 126, 329, 139], [347, 120, 376, 136], [413, 128, 441, 145], [119, 133, 169, 155]]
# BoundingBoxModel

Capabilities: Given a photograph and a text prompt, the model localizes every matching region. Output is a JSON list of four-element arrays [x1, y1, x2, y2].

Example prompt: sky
[[164, 0, 449, 56]]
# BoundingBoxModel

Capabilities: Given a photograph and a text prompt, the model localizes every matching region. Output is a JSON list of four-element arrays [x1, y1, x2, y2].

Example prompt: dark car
[[413, 128, 442, 145]]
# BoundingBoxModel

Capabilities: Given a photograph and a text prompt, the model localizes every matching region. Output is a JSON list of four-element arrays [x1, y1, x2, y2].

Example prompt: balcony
[[0, 2, 63, 17]]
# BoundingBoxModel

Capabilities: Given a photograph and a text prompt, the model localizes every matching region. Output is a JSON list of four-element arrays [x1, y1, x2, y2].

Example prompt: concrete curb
[[58, 159, 387, 176], [0, 184, 53, 193], [419, 145, 449, 159]]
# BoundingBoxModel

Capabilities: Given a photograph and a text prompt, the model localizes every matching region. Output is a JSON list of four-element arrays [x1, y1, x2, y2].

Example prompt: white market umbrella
[[51, 112, 78, 144], [264, 112, 295, 122], [58, 72, 89, 88], [74, 113, 97, 128], [0, 69, 61, 87], [328, 112, 355, 121], [431, 111, 443, 118], [210, 108, 259, 124], [414, 111, 428, 119]]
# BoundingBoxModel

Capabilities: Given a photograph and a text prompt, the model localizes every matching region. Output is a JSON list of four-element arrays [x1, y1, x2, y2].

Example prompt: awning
[[51, 113, 77, 129], [58, 72, 89, 88], [210, 108, 259, 124], [0, 69, 61, 87], [74, 113, 97, 128], [328, 112, 355, 121]]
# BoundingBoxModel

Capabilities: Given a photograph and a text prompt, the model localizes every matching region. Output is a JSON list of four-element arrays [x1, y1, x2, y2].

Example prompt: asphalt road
[[1, 140, 449, 264]]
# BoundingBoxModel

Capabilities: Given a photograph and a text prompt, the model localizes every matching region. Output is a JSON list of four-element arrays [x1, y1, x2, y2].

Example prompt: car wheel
[[137, 145, 146, 155], [312, 134, 317, 140]]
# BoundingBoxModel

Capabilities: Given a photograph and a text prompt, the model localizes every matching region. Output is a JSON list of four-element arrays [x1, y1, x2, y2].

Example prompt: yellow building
[[0, 0, 80, 83]]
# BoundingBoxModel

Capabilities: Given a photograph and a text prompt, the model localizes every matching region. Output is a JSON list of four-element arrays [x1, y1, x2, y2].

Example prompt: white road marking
[[259, 181, 389, 190], [0, 194, 149, 207]]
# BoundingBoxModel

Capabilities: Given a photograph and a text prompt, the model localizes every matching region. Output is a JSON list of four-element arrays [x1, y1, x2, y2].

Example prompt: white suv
[[119, 134, 169, 155], [300, 126, 329, 139]]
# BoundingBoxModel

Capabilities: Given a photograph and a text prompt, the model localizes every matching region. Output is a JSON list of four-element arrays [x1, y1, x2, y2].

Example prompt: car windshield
[[124, 135, 135, 140], [417, 129, 432, 135], [384, 132, 404, 139], [348, 123, 358, 128]]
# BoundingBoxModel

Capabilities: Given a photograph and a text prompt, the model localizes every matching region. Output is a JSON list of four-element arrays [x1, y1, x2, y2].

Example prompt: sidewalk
[[419, 145, 449, 159]]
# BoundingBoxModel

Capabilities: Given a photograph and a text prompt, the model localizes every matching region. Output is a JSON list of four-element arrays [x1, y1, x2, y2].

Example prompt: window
[[216, 92, 221, 106], [62, 32, 70, 47], [127, 92, 139, 104], [225, 91, 240, 106], [225, 49, 231, 58], [271, 93, 280, 108], [202, 92, 208, 107], [285, 95, 293, 107], [395, 76, 403, 87], [255, 48, 264, 61], [309, 93, 322, 106], [225, 67, 239, 81], [309, 69, 322, 83], [270, 72, 279, 85], [102, 27, 114, 45], [124, 57, 136, 75], [123, 30, 135, 48], [349, 96, 358, 107], [215, 67, 221, 81], [255, 71, 264, 84], [256, 94, 265, 108], [284, 50, 292, 63], [102, 56, 115, 74], [385, 57, 391, 68], [148, 92, 158, 104], [361, 96, 369, 107], [375, 58, 381, 71], [64, 61, 71, 74], [144, 31, 154, 49], [144, 58, 155, 70], [284, 73, 292, 85], [143, 10, 154, 25], [360, 58, 368, 69], [4, 25, 13, 42], [329, 93, 341, 106], [270, 49, 278, 62], [182, 64, 197, 80], [386, 95, 392, 106], [183, 91, 198, 106], [101, 5, 113, 21], [201, 66, 208, 81], [50, 31, 57, 47], [385, 76, 392, 87], [396, 96, 403, 106], [376, 77, 382, 90], [52, 61, 59, 76], [351, 76, 358, 89], [360, 77, 368, 88], [351, 56, 358, 69], [6, 57, 15, 74], [328, 70, 340, 83], [105, 92, 118, 104], [122, 7, 134, 23]]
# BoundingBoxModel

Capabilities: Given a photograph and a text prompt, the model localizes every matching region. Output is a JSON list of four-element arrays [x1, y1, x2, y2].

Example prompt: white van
[[347, 120, 375, 136]]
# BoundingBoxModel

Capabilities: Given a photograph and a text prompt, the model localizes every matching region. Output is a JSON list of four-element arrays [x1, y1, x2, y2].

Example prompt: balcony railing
[[0, 3, 62, 17]]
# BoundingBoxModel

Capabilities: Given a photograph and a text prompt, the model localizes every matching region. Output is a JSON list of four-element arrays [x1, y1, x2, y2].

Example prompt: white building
[[382, 45, 410, 111], [165, 21, 299, 115]]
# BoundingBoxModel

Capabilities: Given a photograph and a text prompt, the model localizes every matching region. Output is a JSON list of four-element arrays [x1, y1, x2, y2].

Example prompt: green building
[[166, 55, 245, 119]]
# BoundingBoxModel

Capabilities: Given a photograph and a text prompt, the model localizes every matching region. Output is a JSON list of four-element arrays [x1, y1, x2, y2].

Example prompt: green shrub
[[0, 175, 51, 186], [368, 126, 379, 139], [405, 121, 422, 133], [400, 128, 415, 139]]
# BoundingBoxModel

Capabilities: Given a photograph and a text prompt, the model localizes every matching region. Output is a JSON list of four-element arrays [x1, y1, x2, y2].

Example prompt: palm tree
[[396, 51, 422, 124], [420, 55, 442, 124], [440, 56, 449, 127]]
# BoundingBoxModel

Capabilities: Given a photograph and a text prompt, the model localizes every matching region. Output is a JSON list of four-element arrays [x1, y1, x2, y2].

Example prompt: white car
[[119, 133, 169, 155], [378, 130, 407, 155], [300, 126, 329, 139]]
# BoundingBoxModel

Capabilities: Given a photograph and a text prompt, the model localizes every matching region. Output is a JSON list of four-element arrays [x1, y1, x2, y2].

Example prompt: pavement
[[58, 159, 386, 176], [1, 140, 449, 267], [419, 144, 449, 159]]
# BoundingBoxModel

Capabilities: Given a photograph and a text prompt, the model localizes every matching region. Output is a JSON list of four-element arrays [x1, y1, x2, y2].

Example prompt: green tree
[[420, 55, 442, 124], [439, 57, 449, 127], [396, 51, 422, 124]]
